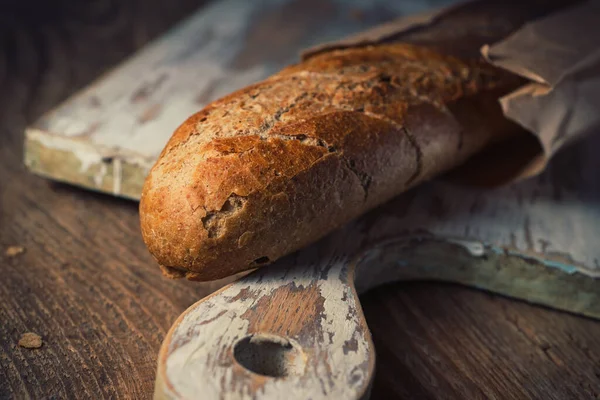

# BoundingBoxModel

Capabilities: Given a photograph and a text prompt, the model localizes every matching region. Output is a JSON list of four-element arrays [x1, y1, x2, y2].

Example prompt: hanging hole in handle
[[233, 334, 306, 378]]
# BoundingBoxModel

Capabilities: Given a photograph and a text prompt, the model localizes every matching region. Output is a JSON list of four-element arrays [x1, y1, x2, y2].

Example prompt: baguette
[[140, 0, 576, 281]]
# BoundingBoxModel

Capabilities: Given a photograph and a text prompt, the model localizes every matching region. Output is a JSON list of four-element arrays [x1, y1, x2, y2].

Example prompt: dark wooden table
[[1, 1, 599, 399]]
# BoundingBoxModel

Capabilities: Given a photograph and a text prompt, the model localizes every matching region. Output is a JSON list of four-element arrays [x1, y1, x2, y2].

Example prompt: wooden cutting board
[[154, 132, 600, 399], [20, 1, 600, 398], [24, 0, 455, 200]]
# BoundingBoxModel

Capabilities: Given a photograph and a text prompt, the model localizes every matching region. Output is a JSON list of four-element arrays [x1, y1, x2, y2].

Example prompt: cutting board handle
[[154, 233, 374, 400], [154, 234, 599, 399]]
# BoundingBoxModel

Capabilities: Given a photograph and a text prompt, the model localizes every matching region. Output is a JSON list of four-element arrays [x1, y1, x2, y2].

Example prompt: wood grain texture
[[0, 1, 231, 398], [2, 0, 600, 399], [156, 236, 375, 400], [156, 234, 600, 399], [157, 135, 600, 398], [364, 283, 600, 400]]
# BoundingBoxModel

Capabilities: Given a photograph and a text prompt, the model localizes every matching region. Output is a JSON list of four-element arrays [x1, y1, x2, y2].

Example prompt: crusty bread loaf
[[140, 0, 576, 281]]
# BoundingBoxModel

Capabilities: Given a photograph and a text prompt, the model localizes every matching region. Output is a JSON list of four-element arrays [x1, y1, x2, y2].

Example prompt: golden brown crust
[[139, 1, 575, 281]]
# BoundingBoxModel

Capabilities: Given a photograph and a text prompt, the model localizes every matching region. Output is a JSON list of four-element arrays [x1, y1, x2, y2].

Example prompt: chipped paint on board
[[24, 0, 455, 200], [446, 238, 486, 257], [159, 231, 600, 399], [162, 249, 373, 400]]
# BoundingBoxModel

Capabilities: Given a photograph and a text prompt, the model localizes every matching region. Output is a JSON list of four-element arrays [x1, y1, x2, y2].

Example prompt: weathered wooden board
[[4, 1, 600, 399], [20, 1, 600, 397], [24, 0, 456, 200], [156, 132, 600, 400]]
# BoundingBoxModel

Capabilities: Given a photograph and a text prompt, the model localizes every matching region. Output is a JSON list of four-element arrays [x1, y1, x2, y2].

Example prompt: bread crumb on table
[[5, 246, 25, 257], [18, 332, 42, 349]]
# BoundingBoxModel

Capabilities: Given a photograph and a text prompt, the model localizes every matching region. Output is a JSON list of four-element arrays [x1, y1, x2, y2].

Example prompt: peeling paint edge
[[445, 238, 590, 276], [24, 128, 150, 200], [442, 236, 598, 278], [360, 235, 599, 279], [491, 246, 590, 276], [445, 238, 486, 257], [352, 235, 600, 320], [25, 128, 155, 169]]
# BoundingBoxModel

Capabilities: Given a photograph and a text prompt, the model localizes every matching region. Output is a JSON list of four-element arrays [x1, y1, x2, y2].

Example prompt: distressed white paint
[[112, 158, 122, 195], [161, 244, 373, 400], [372, 174, 600, 276], [94, 163, 107, 188], [159, 231, 600, 399], [158, 132, 600, 399], [19, 0, 600, 397], [24, 0, 458, 199], [445, 238, 486, 257], [23, 0, 600, 275], [27, 129, 107, 173], [24, 128, 151, 197], [159, 237, 600, 400], [144, 2, 600, 396]]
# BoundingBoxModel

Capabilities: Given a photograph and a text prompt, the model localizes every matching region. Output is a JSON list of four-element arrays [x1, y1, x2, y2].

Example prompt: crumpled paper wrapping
[[303, 0, 600, 183], [483, 0, 600, 179]]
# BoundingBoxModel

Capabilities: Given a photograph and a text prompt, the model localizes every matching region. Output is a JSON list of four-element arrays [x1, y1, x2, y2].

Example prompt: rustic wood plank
[[0, 1, 229, 398], [23, 0, 457, 199], [2, 0, 600, 399], [157, 132, 600, 398], [157, 228, 600, 399], [364, 283, 600, 400]]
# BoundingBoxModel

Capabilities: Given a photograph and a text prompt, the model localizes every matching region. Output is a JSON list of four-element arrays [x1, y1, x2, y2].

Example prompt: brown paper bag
[[303, 0, 600, 185]]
